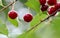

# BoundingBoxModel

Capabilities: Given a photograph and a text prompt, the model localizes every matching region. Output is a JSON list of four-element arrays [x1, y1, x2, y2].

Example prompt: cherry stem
[[28, 7, 30, 13], [12, 0, 16, 10], [0, 0, 17, 12], [12, 3, 14, 10]]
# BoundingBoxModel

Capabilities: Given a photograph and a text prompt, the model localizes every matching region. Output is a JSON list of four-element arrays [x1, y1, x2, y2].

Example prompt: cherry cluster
[[8, 10, 33, 22], [39, 0, 60, 16], [8, 0, 60, 22]]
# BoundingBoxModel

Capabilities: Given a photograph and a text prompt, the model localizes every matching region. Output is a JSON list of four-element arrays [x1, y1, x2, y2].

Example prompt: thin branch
[[26, 11, 56, 32], [0, 0, 17, 12]]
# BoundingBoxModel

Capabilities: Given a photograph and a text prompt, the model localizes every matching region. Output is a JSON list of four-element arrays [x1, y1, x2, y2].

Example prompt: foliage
[[0, 0, 60, 38]]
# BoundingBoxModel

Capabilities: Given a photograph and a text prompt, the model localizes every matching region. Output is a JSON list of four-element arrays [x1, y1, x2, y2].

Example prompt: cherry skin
[[54, 3, 60, 11], [23, 14, 33, 22], [41, 5, 48, 11], [47, 0, 57, 6], [8, 10, 18, 19], [39, 0, 46, 5], [48, 7, 57, 16]]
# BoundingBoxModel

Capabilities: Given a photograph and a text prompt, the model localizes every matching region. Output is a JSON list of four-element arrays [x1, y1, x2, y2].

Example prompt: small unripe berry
[[41, 5, 48, 11], [39, 0, 46, 5], [48, 7, 57, 16], [8, 10, 18, 19], [47, 0, 57, 6], [23, 14, 33, 22]]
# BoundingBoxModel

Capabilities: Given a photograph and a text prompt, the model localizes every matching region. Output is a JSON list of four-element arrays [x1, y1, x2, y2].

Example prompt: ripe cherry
[[47, 0, 57, 6], [54, 3, 60, 11], [39, 0, 46, 5], [23, 14, 33, 22], [41, 5, 48, 11], [8, 10, 18, 19], [48, 7, 57, 16]]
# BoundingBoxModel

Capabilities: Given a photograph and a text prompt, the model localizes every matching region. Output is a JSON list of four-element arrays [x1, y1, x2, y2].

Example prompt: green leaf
[[19, 0, 28, 3], [17, 16, 60, 38], [2, 0, 7, 6], [8, 17, 18, 27], [25, 0, 40, 13], [36, 17, 60, 38], [30, 13, 47, 26], [0, 21, 8, 35], [0, 0, 3, 6], [34, 17, 60, 38], [42, 11, 47, 15], [17, 21, 48, 38], [49, 17, 60, 38], [0, 5, 3, 9]]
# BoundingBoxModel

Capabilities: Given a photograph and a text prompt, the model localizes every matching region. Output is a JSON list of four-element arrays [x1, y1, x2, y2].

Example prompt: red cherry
[[39, 0, 46, 5], [54, 3, 60, 11], [23, 14, 33, 22], [47, 0, 57, 6], [41, 5, 48, 11], [48, 7, 57, 16], [8, 10, 18, 19]]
